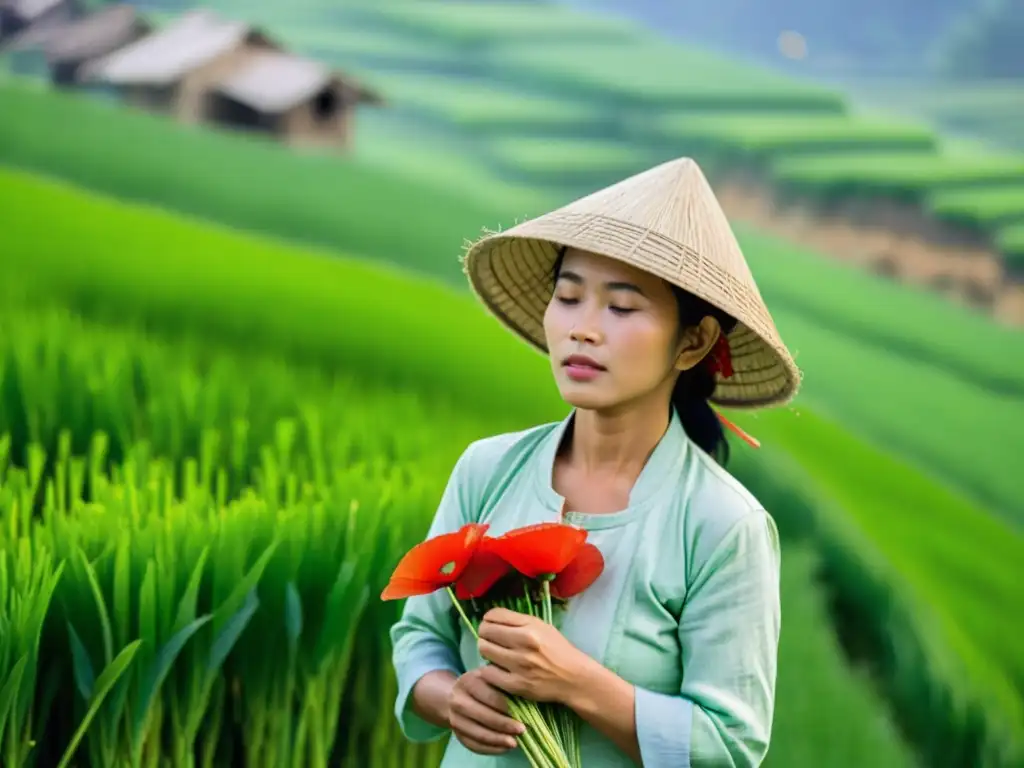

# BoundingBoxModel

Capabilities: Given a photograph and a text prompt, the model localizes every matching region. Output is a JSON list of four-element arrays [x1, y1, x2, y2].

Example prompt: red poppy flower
[[381, 523, 488, 600], [550, 543, 604, 599], [454, 538, 512, 600], [487, 523, 588, 579]]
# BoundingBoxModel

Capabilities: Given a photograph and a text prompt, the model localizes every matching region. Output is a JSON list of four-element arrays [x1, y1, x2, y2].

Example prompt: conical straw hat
[[462, 157, 801, 409]]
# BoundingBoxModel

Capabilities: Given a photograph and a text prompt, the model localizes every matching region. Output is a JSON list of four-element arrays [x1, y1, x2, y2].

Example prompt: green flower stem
[[445, 588, 570, 768]]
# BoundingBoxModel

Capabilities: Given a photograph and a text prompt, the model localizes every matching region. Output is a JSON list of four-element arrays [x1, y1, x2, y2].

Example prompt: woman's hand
[[448, 666, 527, 755], [476, 607, 595, 705]]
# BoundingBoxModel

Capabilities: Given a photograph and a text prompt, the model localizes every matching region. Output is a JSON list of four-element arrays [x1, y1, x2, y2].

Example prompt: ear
[[674, 316, 721, 372]]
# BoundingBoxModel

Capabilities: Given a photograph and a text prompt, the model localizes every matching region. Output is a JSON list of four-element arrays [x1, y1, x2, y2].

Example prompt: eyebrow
[[557, 269, 647, 296]]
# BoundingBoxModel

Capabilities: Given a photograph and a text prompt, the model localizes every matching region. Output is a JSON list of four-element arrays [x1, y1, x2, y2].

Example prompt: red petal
[[489, 523, 587, 578], [551, 543, 604, 599], [381, 577, 441, 601], [455, 539, 512, 600], [387, 523, 488, 585]]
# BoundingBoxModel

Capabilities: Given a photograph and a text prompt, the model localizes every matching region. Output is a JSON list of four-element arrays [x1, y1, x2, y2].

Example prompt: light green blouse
[[390, 409, 782, 767]]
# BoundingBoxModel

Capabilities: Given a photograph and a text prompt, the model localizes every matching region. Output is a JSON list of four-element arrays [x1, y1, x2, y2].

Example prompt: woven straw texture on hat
[[462, 157, 801, 409]]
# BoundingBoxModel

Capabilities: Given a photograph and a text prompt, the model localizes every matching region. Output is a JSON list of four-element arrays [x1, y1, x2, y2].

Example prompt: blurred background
[[0, 0, 1022, 766]]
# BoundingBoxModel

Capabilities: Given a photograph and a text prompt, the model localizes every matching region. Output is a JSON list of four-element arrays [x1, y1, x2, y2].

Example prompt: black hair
[[551, 249, 737, 465]]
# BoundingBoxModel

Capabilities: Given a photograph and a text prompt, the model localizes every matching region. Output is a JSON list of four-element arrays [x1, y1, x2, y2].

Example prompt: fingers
[[479, 620, 536, 651], [451, 683, 523, 736], [477, 637, 518, 669], [450, 712, 518, 754], [448, 672, 526, 755], [466, 672, 515, 717], [479, 663, 524, 698], [481, 607, 529, 626]]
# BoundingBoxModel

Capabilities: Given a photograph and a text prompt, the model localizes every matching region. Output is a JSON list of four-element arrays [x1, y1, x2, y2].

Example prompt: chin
[[556, 383, 615, 411]]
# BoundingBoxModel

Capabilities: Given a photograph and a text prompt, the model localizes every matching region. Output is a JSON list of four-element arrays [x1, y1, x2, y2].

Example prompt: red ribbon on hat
[[706, 334, 760, 449]]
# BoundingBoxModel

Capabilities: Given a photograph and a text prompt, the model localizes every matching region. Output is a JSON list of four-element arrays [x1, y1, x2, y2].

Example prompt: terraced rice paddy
[[2, 0, 1024, 764], [4, 166, 1020, 765]]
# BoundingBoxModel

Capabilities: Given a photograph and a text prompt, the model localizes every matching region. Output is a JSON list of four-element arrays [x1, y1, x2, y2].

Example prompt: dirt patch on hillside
[[714, 179, 1024, 327]]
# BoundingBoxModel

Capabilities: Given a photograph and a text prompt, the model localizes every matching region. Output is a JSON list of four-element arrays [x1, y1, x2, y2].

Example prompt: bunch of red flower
[[382, 522, 604, 768], [381, 522, 603, 604]]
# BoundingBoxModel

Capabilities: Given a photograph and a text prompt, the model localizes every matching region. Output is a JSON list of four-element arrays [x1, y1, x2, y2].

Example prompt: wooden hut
[[206, 49, 383, 149]]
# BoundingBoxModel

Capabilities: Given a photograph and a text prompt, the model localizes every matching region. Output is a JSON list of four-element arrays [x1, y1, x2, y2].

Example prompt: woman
[[389, 158, 800, 767]]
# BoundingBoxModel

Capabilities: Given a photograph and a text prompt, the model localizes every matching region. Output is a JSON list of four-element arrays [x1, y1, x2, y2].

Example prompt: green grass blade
[[66, 622, 95, 701], [0, 656, 28, 746], [131, 615, 213, 754], [77, 550, 114, 667], [56, 639, 142, 768]]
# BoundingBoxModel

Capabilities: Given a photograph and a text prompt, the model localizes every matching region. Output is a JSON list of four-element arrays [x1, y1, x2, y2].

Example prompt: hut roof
[[0, 0, 75, 45], [4, 0, 66, 21], [214, 50, 384, 114], [39, 4, 148, 62], [86, 8, 271, 85]]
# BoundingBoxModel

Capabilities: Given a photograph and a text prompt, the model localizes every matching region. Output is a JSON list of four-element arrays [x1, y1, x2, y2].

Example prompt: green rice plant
[[0, 434, 452, 768], [0, 301, 500, 501], [927, 185, 1024, 230], [764, 544, 915, 767], [730, 406, 1024, 767], [0, 166, 562, 424], [0, 538, 64, 766], [766, 302, 1024, 528]]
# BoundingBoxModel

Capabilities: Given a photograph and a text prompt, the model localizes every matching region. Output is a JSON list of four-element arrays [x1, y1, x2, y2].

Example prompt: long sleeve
[[634, 510, 782, 767], [389, 444, 482, 742]]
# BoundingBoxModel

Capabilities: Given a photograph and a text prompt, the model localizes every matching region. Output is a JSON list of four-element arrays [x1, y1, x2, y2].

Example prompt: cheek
[[610, 321, 674, 375], [543, 301, 571, 339]]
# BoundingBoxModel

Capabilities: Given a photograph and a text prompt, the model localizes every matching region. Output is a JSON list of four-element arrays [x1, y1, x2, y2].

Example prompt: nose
[[569, 306, 602, 344]]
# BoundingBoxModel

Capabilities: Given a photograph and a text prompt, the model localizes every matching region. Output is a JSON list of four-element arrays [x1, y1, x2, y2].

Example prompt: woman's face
[[542, 248, 695, 413]]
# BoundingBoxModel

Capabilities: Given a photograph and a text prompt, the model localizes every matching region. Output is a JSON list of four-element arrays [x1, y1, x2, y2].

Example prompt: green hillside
[[3, 165, 1020, 766], [1, 0, 1023, 764], [3, 81, 1024, 528], [10, 0, 1022, 269], [221, 0, 1024, 272]]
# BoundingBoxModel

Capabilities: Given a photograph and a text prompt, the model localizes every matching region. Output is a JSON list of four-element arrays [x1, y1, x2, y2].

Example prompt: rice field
[[0, 302, 916, 768], [642, 113, 939, 161], [998, 224, 1024, 270], [335, 0, 648, 47], [3, 168, 1023, 765], [770, 151, 1024, 202], [193, 0, 1024, 272], [4, 2, 1024, 762], [6, 82, 1024, 407], [6, 116, 1024, 529], [837, 76, 1024, 152], [928, 186, 1024, 230]]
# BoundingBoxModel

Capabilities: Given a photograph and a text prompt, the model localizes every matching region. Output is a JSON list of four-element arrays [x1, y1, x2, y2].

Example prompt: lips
[[562, 354, 606, 370]]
